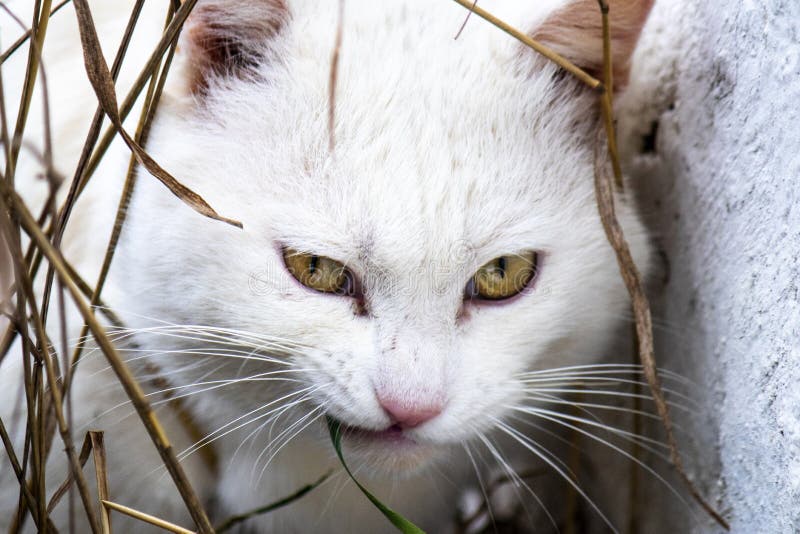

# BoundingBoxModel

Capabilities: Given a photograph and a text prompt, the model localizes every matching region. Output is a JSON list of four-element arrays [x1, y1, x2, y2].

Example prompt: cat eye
[[466, 252, 538, 301], [283, 248, 353, 295]]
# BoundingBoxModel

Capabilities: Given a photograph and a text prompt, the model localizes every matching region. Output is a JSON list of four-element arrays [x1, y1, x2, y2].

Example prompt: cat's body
[[0, 0, 653, 532]]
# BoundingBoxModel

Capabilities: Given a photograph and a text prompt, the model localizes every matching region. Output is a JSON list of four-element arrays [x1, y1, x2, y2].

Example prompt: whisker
[[461, 443, 497, 530], [254, 406, 326, 486], [504, 410, 697, 522], [476, 431, 560, 532], [517, 363, 693, 386], [520, 376, 697, 407], [509, 408, 671, 464], [105, 322, 312, 351], [510, 405, 671, 452], [83, 350, 299, 383], [491, 418, 616, 533], [524, 392, 684, 429], [231, 386, 328, 464], [177, 387, 317, 462], [520, 388, 695, 414]]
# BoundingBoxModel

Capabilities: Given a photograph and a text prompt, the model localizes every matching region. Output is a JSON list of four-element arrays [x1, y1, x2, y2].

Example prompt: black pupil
[[309, 255, 319, 274], [497, 256, 506, 278]]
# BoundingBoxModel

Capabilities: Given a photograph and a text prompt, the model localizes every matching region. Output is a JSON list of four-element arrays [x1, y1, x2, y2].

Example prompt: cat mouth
[[328, 417, 418, 446], [326, 416, 440, 473]]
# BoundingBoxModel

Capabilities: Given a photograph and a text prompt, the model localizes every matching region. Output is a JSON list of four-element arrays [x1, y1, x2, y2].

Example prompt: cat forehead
[[198, 0, 587, 157], [162, 0, 598, 258], [191, 6, 593, 187]]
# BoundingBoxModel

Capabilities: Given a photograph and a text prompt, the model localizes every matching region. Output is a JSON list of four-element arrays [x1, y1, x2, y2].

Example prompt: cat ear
[[183, 0, 289, 93], [531, 0, 653, 89]]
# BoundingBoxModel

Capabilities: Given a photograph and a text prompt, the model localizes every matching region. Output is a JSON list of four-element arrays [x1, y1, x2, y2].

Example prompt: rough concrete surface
[[617, 0, 800, 532]]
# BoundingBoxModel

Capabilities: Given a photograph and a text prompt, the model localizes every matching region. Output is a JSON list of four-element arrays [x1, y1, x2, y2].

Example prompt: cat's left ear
[[531, 0, 653, 90], [183, 0, 289, 94]]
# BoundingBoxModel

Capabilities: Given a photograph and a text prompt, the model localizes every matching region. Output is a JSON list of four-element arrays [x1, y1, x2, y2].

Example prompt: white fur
[[0, 1, 651, 532]]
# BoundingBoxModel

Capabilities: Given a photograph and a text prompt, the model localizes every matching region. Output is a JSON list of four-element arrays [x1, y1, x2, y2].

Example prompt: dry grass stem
[[102, 500, 196, 534], [0, 0, 71, 65], [0, 1, 731, 531], [452, 0, 477, 40], [45, 431, 92, 515], [449, 0, 729, 528], [328, 0, 344, 153], [3, 0, 147, 373], [71, 0, 241, 229], [8, 0, 53, 177], [594, 2, 726, 529], [0, 5, 101, 529], [89, 432, 111, 534], [0, 184, 215, 533], [66, 0, 177, 398], [592, 134, 728, 530], [449, 0, 602, 90], [0, 416, 57, 531], [596, 1, 623, 188]]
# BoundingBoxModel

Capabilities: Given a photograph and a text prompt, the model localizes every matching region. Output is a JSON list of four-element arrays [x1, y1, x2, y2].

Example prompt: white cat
[[0, 0, 653, 532]]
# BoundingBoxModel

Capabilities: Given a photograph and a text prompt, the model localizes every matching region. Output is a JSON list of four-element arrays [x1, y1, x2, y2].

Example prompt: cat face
[[119, 0, 652, 472]]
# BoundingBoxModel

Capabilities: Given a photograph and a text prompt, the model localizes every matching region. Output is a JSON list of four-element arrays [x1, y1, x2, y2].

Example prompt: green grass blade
[[326, 416, 426, 534], [215, 470, 332, 533]]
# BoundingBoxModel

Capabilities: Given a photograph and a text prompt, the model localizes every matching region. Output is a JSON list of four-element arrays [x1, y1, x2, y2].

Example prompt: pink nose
[[377, 395, 443, 428]]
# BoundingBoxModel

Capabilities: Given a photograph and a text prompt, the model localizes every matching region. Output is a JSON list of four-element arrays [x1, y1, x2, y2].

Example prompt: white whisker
[[177, 387, 317, 462], [254, 406, 326, 486], [491, 418, 618, 533], [503, 410, 697, 522], [476, 431, 560, 532], [520, 388, 695, 413]]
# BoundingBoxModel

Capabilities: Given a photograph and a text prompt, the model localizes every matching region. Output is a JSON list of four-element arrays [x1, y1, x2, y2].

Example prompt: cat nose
[[377, 394, 443, 428]]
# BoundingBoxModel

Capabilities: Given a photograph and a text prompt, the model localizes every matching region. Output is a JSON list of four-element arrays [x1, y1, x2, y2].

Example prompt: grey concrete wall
[[618, 0, 800, 531]]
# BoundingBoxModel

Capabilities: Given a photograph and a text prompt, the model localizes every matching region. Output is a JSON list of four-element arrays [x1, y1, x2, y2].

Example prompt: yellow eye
[[283, 248, 351, 294], [468, 252, 538, 301]]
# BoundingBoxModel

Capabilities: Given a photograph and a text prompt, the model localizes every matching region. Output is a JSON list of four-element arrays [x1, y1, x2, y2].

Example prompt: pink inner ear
[[531, 0, 653, 89], [183, 0, 289, 94]]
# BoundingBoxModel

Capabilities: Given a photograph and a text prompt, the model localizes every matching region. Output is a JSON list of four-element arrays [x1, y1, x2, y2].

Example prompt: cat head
[[120, 0, 653, 472]]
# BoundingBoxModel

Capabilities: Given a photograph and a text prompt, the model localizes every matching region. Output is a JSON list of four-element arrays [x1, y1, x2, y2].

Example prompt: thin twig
[[65, 0, 178, 400], [592, 134, 728, 530], [596, 0, 623, 189], [89, 432, 111, 534], [453, 0, 477, 40], [46, 431, 93, 514], [0, 5, 99, 531], [71, 0, 240, 225], [7, 0, 53, 178], [0, 6, 43, 529], [102, 500, 195, 534], [448, 0, 602, 90], [594, 1, 727, 528], [0, 0, 71, 65], [328, 0, 344, 153], [32, 0, 178, 345], [448, 0, 729, 528], [0, 186, 215, 534], [0, 416, 58, 531]]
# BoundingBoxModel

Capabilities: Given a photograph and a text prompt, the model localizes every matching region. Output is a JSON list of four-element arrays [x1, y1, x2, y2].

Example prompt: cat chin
[[339, 430, 447, 477]]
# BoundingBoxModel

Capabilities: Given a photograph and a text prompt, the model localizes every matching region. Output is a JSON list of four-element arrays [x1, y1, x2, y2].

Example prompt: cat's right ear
[[183, 0, 289, 94], [530, 0, 653, 90]]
